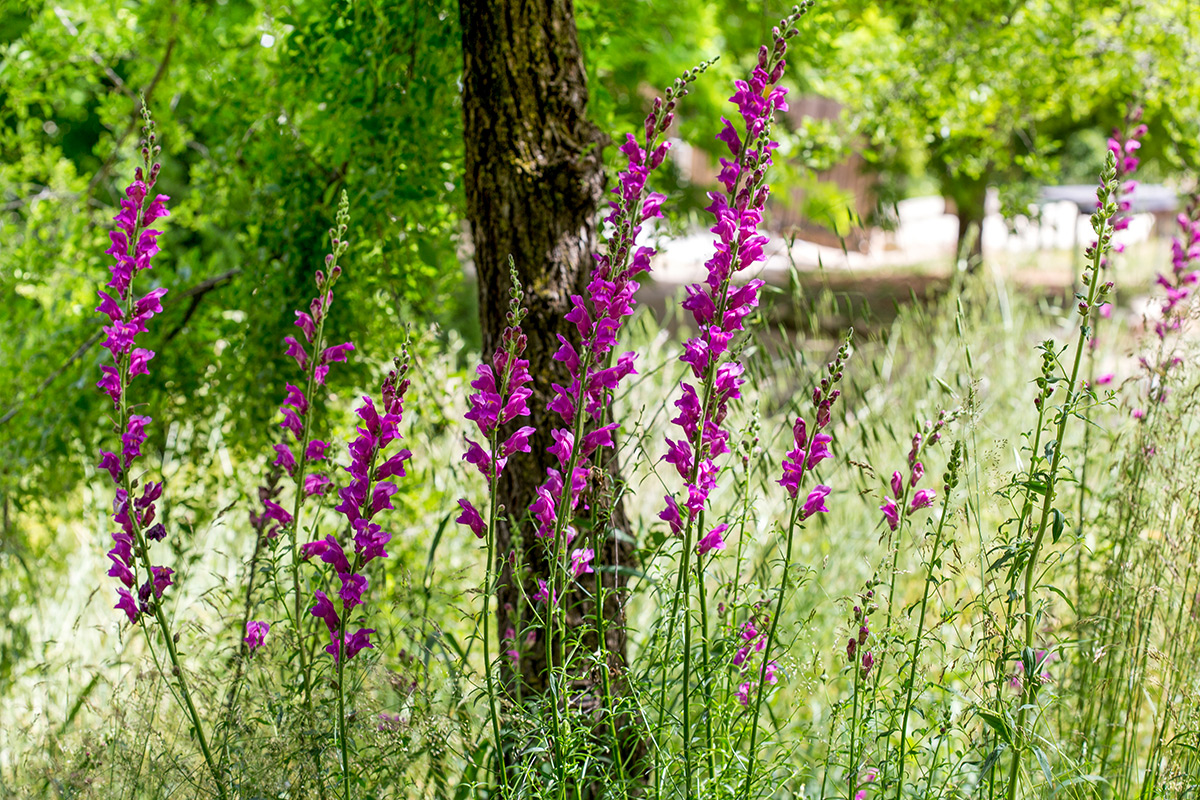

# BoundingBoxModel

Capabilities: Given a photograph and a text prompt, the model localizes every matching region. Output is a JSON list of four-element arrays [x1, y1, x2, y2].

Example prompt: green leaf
[[1033, 746, 1054, 788], [1051, 508, 1065, 543], [979, 744, 1007, 778], [978, 710, 1013, 745]]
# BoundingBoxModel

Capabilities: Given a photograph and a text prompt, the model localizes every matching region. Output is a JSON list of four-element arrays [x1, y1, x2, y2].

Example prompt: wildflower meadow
[[3, 1, 1200, 799]]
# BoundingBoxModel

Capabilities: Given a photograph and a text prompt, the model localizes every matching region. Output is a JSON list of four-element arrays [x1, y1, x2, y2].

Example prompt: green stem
[[482, 427, 509, 794], [336, 615, 351, 800], [922, 724, 947, 800], [1004, 202, 1110, 800], [694, 545, 717, 785], [895, 488, 954, 800], [849, 662, 861, 800], [739, 501, 802, 800]]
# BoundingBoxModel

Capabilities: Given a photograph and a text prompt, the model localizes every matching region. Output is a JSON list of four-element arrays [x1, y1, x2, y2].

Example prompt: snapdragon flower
[[244, 620, 270, 650], [95, 110, 173, 625], [531, 66, 712, 587], [263, 194, 356, 543], [304, 354, 413, 662], [660, 43, 792, 541]]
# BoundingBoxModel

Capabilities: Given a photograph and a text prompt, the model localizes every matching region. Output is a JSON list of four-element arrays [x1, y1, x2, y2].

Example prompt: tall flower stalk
[[878, 413, 953, 635], [456, 264, 535, 790], [304, 353, 413, 799], [893, 440, 963, 800], [263, 192, 356, 713], [740, 331, 849, 800], [525, 62, 709, 785], [94, 105, 228, 800], [1003, 150, 1122, 800], [654, 8, 809, 789]]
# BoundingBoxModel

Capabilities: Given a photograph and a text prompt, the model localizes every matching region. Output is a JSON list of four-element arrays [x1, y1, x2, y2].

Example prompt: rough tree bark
[[459, 0, 637, 738]]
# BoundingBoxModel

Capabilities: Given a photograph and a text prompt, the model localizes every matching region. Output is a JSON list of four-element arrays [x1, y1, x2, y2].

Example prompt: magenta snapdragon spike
[[455, 271, 532, 795], [530, 64, 713, 573], [304, 353, 413, 662], [94, 114, 173, 625], [658, 40, 793, 543], [1103, 108, 1147, 245], [94, 105, 229, 800], [456, 272, 535, 536], [263, 194, 356, 545], [1156, 197, 1200, 343]]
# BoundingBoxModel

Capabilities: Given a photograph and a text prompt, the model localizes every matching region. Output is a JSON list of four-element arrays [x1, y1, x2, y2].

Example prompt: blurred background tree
[[814, 0, 1200, 264]]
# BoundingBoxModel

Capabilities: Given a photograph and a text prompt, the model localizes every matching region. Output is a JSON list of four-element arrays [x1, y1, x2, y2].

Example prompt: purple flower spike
[[305, 353, 411, 663], [662, 54, 797, 537], [531, 72, 712, 586], [94, 109, 178, 623]]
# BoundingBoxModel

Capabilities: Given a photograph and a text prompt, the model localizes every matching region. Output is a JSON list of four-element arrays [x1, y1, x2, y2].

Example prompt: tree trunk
[[946, 175, 988, 272], [459, 0, 637, 756]]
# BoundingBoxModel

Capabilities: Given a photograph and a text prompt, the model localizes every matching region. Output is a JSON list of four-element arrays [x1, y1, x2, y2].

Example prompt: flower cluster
[[846, 592, 876, 680], [1155, 197, 1200, 341], [1104, 108, 1147, 244], [456, 271, 535, 536], [777, 336, 851, 530], [259, 194, 356, 537], [95, 110, 174, 624], [531, 68, 709, 558], [304, 355, 413, 661], [733, 615, 779, 705], [660, 36, 794, 540], [879, 412, 951, 531]]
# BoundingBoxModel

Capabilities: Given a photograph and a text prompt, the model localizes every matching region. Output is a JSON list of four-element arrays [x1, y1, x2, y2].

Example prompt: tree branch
[[0, 267, 240, 427]]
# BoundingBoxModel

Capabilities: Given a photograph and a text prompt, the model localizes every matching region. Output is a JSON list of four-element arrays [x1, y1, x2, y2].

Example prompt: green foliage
[[0, 0, 463, 514], [817, 0, 1200, 223]]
